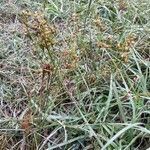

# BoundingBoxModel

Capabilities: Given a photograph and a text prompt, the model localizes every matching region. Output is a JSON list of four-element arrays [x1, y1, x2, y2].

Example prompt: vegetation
[[0, 0, 150, 149]]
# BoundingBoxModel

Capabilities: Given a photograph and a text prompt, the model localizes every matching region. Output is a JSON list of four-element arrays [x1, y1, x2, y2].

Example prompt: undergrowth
[[0, 0, 150, 149]]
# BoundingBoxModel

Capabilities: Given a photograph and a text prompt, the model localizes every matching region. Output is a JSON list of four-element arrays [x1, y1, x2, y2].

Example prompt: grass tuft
[[0, 0, 150, 149]]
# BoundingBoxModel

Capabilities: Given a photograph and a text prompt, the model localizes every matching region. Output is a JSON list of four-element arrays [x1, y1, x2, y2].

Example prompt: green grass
[[0, 0, 150, 149]]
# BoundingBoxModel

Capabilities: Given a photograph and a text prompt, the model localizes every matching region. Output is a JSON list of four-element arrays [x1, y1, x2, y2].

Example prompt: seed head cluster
[[21, 10, 56, 49]]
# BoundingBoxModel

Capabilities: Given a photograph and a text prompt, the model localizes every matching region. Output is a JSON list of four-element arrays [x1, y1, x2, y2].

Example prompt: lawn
[[0, 0, 150, 149]]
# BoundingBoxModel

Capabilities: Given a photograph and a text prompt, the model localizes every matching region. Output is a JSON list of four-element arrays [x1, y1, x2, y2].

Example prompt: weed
[[0, 0, 150, 149]]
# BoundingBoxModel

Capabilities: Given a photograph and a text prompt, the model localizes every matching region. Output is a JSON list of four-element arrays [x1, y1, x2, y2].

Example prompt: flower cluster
[[59, 50, 79, 70], [20, 10, 56, 49], [117, 35, 136, 52]]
